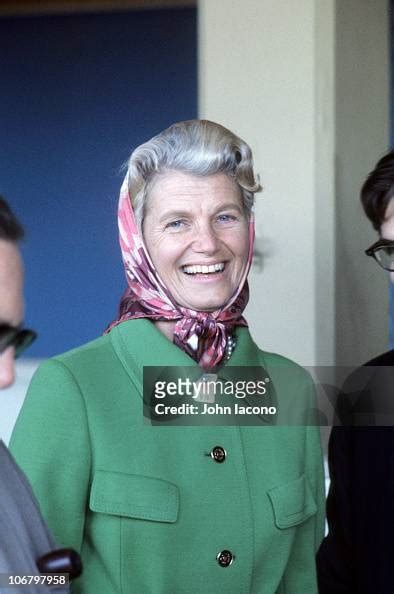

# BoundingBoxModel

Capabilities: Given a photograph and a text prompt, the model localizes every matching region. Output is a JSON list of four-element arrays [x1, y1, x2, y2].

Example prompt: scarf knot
[[173, 313, 228, 370], [191, 313, 216, 338]]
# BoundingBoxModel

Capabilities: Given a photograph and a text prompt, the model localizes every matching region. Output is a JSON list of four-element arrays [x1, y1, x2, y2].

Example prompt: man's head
[[361, 150, 394, 280], [0, 198, 25, 388]]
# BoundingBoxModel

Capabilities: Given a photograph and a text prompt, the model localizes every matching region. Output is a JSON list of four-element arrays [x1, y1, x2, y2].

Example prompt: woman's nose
[[0, 346, 16, 389], [192, 223, 219, 253]]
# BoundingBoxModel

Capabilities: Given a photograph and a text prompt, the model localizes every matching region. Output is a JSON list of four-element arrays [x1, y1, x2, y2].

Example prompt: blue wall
[[0, 8, 197, 357]]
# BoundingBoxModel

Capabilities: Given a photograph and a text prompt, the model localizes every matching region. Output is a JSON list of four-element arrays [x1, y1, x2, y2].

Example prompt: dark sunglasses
[[0, 324, 37, 357]]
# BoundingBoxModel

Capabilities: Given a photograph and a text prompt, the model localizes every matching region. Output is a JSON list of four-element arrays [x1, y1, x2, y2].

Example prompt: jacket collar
[[109, 319, 262, 393]]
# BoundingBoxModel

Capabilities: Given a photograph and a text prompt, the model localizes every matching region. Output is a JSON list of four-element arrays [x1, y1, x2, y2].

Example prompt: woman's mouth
[[182, 262, 225, 276]]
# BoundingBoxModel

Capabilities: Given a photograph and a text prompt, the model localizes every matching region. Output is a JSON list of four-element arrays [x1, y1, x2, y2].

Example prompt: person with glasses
[[0, 198, 35, 387], [0, 197, 80, 593], [317, 150, 394, 594]]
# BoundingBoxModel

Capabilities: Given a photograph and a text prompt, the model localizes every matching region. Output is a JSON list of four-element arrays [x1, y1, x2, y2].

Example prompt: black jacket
[[317, 350, 394, 594]]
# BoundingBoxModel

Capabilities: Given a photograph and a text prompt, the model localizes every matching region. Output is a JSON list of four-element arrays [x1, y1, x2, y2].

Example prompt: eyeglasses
[[365, 239, 394, 271], [0, 324, 37, 357]]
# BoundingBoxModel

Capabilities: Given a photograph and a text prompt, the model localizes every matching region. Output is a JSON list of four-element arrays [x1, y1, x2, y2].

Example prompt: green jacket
[[10, 320, 325, 594]]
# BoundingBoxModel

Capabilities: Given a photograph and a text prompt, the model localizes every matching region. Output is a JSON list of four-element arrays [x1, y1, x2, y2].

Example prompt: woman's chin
[[176, 291, 230, 312]]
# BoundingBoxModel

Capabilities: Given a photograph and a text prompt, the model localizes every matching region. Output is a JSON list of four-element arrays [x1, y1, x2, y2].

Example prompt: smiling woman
[[108, 120, 258, 368], [10, 120, 325, 594], [144, 171, 249, 313]]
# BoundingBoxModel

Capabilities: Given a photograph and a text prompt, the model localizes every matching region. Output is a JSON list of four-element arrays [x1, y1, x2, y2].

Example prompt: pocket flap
[[90, 470, 179, 523], [267, 474, 317, 529]]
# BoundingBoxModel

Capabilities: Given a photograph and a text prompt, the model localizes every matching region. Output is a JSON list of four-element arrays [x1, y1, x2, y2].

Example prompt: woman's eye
[[217, 213, 238, 223], [165, 219, 186, 230]]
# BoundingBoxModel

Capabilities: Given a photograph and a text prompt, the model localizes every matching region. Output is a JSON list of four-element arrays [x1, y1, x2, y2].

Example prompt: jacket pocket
[[89, 470, 179, 523], [267, 474, 317, 529]]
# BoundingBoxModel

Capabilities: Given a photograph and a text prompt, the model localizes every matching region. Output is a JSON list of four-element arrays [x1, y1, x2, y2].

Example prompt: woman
[[10, 120, 325, 593]]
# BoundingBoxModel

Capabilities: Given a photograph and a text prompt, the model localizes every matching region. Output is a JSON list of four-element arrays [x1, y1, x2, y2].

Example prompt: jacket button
[[216, 550, 234, 567], [210, 446, 226, 463]]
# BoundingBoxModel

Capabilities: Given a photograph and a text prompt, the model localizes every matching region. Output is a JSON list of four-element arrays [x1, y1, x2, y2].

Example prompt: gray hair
[[125, 119, 262, 228]]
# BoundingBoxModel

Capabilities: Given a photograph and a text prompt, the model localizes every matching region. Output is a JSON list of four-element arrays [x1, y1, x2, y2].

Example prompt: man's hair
[[0, 196, 24, 241], [360, 150, 394, 231]]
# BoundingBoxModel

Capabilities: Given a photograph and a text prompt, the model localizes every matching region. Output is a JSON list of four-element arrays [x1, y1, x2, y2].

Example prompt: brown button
[[210, 446, 226, 463], [216, 550, 234, 567], [36, 548, 82, 580]]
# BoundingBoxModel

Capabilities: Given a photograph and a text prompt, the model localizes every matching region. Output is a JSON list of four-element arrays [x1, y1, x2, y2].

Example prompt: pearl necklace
[[224, 335, 236, 360]]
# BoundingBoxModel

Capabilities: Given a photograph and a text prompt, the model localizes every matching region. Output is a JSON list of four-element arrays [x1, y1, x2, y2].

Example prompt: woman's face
[[143, 170, 250, 311]]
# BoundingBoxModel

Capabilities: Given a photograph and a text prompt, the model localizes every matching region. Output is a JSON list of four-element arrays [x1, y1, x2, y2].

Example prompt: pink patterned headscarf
[[106, 174, 255, 369]]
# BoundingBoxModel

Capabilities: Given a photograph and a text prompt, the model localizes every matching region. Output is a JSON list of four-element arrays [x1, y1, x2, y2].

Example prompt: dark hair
[[360, 150, 394, 231], [0, 197, 24, 241]]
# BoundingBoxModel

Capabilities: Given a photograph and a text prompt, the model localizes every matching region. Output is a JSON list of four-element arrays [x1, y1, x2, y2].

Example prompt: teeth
[[183, 262, 225, 275]]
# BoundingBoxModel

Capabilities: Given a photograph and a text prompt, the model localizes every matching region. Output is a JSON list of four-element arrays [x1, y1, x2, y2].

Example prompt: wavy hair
[[125, 119, 262, 229]]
